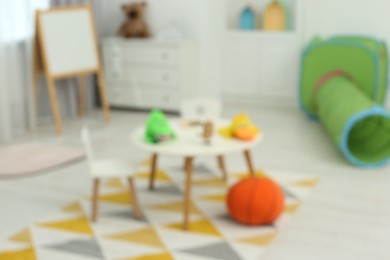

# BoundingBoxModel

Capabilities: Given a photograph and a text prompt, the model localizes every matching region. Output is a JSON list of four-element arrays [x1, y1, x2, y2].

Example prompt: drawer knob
[[161, 52, 169, 60], [162, 74, 170, 82], [112, 71, 120, 78], [111, 49, 121, 56]]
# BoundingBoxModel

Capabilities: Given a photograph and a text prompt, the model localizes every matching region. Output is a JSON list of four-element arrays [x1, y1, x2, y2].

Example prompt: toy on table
[[219, 113, 260, 141], [202, 121, 214, 145], [144, 109, 175, 144], [227, 176, 284, 225]]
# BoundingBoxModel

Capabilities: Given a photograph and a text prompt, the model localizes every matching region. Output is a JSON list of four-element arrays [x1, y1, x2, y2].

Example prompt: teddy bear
[[118, 2, 151, 38]]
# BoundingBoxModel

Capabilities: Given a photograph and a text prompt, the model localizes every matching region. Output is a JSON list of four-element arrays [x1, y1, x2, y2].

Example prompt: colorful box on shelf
[[263, 0, 286, 31], [239, 6, 256, 30], [237, 0, 288, 31]]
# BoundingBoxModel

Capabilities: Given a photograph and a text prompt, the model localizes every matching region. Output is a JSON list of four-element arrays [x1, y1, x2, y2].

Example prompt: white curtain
[[0, 0, 49, 142], [0, 0, 107, 142]]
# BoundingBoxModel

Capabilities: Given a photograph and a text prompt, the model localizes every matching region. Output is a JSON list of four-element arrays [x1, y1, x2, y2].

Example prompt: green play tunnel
[[315, 76, 390, 167], [300, 36, 390, 167]]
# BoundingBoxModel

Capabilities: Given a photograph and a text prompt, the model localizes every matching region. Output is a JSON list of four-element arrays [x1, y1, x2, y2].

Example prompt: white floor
[[1, 104, 390, 260]]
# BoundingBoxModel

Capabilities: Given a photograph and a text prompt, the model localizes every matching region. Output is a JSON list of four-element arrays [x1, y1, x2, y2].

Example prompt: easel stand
[[33, 5, 111, 134]]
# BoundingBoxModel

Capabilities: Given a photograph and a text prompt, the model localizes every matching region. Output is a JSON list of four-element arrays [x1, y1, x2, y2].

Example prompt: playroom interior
[[1, 0, 390, 259]]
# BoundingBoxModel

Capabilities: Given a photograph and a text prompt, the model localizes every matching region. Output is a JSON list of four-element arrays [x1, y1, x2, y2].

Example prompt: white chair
[[180, 97, 222, 122], [179, 98, 228, 181], [81, 127, 142, 222]]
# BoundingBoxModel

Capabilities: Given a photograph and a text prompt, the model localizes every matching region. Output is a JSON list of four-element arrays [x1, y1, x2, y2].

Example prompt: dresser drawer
[[123, 48, 180, 66], [103, 46, 123, 62], [137, 89, 180, 110], [102, 38, 197, 111], [107, 86, 137, 107], [128, 67, 180, 86], [105, 67, 180, 87], [104, 65, 125, 82]]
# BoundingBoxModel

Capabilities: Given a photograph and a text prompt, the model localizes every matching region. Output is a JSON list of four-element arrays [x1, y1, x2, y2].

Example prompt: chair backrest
[[180, 97, 222, 121], [80, 127, 94, 166]]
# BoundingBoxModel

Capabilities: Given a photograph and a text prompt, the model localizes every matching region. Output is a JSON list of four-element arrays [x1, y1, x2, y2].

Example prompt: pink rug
[[0, 143, 84, 178]]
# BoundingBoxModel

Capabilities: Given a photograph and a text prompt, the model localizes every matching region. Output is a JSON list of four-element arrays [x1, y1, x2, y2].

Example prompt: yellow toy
[[219, 113, 260, 141]]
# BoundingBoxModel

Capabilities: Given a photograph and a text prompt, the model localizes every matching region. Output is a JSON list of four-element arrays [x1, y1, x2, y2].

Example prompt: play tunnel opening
[[347, 115, 390, 164]]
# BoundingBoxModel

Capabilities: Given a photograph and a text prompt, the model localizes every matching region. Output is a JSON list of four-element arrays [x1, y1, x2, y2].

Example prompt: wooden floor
[[1, 104, 390, 260]]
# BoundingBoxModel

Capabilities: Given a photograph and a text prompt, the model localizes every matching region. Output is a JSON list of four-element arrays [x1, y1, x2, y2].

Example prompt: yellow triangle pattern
[[108, 227, 165, 248], [121, 252, 173, 260], [105, 178, 125, 189], [150, 201, 202, 215], [201, 194, 226, 202], [165, 218, 222, 237], [238, 232, 277, 246], [136, 170, 171, 183], [39, 216, 93, 235], [139, 158, 152, 167], [62, 202, 83, 213], [193, 177, 228, 188], [285, 202, 301, 214], [0, 247, 36, 260], [99, 192, 132, 205], [9, 228, 32, 244], [290, 178, 319, 188], [232, 170, 267, 179]]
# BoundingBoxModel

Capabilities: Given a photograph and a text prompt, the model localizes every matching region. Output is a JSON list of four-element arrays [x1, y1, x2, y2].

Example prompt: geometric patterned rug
[[0, 158, 318, 260]]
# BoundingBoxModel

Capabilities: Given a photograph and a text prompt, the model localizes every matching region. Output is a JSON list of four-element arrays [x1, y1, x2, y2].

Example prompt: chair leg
[[91, 178, 100, 222], [217, 155, 228, 182], [128, 177, 142, 220]]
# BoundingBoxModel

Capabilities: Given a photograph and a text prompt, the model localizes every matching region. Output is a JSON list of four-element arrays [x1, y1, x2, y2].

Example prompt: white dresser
[[101, 38, 197, 111]]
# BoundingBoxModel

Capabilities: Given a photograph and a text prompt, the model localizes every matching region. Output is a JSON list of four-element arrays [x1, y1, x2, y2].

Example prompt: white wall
[[303, 0, 390, 43], [102, 0, 224, 98]]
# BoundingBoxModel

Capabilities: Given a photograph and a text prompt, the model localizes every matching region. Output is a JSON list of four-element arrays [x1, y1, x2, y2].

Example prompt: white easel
[[33, 4, 111, 134]]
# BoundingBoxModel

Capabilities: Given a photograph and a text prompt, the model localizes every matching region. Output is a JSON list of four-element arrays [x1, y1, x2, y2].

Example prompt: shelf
[[226, 30, 296, 35], [225, 30, 299, 42]]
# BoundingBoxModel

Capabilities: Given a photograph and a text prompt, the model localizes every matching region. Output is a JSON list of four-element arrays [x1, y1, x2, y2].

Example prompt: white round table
[[131, 119, 263, 230]]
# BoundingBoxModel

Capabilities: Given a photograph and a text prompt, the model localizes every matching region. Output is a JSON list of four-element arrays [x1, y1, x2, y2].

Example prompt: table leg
[[183, 157, 192, 170], [183, 157, 194, 230], [244, 149, 255, 176], [217, 155, 228, 182], [149, 153, 158, 191]]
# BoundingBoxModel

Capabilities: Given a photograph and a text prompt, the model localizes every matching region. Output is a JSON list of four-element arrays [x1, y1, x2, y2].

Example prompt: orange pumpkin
[[227, 177, 284, 225]]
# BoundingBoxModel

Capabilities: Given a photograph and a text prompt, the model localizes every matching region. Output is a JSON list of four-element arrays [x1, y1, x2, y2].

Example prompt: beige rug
[[0, 143, 84, 178]]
